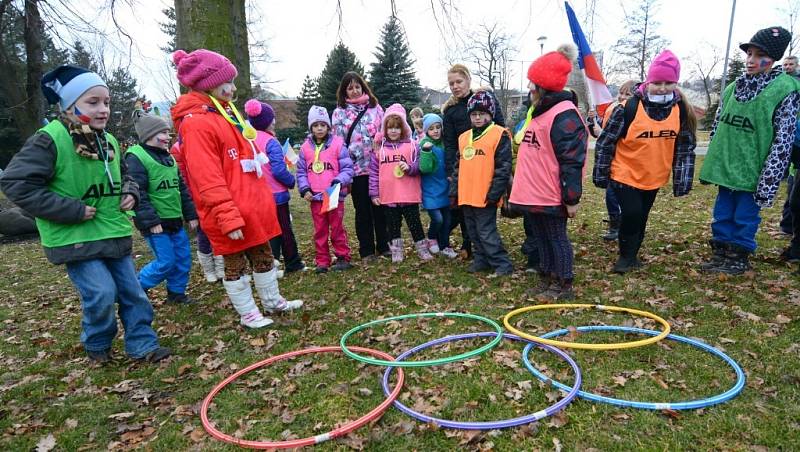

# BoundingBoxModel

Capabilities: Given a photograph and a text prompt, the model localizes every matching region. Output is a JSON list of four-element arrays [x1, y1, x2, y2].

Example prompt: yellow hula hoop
[[503, 304, 671, 350]]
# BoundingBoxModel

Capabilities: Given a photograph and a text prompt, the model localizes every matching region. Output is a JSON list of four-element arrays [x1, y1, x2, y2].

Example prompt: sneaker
[[362, 254, 380, 264], [427, 239, 440, 254], [467, 262, 491, 273], [285, 264, 308, 273], [86, 349, 112, 364], [493, 267, 514, 277], [136, 346, 172, 363], [240, 309, 274, 328], [167, 291, 196, 304], [332, 260, 354, 271], [440, 247, 459, 259], [315, 266, 329, 274]]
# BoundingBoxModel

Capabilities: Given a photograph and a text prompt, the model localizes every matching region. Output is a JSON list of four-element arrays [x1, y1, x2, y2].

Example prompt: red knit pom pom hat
[[527, 44, 577, 92], [172, 49, 238, 92]]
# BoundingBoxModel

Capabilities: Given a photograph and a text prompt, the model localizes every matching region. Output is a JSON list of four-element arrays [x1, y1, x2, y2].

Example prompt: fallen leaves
[[35, 433, 56, 452]]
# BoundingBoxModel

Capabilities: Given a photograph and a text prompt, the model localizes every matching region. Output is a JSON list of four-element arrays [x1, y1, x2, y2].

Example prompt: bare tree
[[466, 22, 517, 118], [688, 45, 722, 110], [779, 0, 800, 56], [611, 0, 669, 81]]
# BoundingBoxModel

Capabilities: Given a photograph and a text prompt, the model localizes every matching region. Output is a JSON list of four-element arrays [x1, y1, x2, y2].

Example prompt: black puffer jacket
[[442, 89, 506, 178], [125, 144, 197, 235]]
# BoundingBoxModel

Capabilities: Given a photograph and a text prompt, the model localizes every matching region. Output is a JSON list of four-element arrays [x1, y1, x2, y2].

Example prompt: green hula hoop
[[340, 312, 503, 367]]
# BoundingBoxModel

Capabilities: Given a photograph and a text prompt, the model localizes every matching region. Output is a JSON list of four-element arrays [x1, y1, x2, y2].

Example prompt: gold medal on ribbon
[[463, 146, 476, 160], [242, 125, 257, 141], [312, 161, 325, 174], [393, 165, 405, 178]]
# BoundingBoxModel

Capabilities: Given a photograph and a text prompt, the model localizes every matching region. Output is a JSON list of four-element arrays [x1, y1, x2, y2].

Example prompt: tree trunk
[[22, 0, 44, 136], [174, 0, 251, 102]]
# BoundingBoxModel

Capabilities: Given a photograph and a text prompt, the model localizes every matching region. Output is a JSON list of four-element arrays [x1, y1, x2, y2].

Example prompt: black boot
[[612, 236, 642, 274], [712, 244, 752, 275], [700, 240, 728, 271], [167, 291, 196, 304], [602, 215, 621, 241]]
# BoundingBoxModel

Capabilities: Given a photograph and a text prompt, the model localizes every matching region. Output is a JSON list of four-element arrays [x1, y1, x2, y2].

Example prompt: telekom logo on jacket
[[227, 148, 238, 160]]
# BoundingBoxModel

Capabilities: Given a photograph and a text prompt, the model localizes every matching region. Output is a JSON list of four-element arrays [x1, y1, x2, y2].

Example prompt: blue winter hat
[[422, 113, 442, 134], [41, 65, 107, 110]]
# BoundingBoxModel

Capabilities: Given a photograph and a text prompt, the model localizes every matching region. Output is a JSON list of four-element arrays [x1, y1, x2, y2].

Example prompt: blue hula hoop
[[382, 332, 582, 429], [523, 326, 745, 410]]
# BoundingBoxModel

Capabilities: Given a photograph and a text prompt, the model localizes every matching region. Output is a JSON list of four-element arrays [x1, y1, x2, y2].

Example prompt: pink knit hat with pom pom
[[244, 99, 275, 131], [172, 49, 238, 92]]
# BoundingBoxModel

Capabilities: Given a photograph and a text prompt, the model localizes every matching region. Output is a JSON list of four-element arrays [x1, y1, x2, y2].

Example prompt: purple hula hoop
[[381, 332, 582, 430]]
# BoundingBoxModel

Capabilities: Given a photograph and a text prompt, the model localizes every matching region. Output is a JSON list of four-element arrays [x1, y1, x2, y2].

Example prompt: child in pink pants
[[297, 106, 355, 273]]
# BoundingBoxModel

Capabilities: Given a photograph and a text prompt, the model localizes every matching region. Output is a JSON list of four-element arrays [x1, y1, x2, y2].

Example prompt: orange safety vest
[[610, 102, 680, 190], [457, 124, 508, 207]]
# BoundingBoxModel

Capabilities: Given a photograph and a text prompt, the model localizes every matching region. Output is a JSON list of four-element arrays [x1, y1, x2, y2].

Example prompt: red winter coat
[[171, 91, 280, 255]]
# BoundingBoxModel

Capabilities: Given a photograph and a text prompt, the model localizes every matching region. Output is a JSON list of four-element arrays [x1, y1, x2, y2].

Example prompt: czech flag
[[282, 138, 299, 168], [565, 2, 613, 116], [321, 183, 340, 212]]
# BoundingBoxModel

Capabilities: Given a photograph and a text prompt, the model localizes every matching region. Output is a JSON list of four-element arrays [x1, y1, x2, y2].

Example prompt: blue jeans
[[427, 207, 451, 249], [711, 187, 762, 252], [139, 229, 192, 294], [65, 256, 160, 358], [605, 184, 621, 217]]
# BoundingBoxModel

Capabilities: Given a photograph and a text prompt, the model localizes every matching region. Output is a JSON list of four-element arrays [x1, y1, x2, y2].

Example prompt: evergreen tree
[[317, 42, 364, 113], [296, 75, 320, 123], [105, 68, 141, 142], [70, 41, 99, 72], [159, 7, 177, 55], [369, 16, 420, 108]]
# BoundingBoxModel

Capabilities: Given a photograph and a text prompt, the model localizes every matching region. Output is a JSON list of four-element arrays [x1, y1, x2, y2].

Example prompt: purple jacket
[[263, 133, 295, 205], [296, 134, 354, 201], [368, 139, 420, 205]]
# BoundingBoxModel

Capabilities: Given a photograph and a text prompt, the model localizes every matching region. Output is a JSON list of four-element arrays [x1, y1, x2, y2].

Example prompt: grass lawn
[[1, 156, 799, 450]]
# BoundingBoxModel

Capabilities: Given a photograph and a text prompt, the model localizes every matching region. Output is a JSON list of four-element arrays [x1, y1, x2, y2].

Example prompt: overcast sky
[[87, 0, 798, 101]]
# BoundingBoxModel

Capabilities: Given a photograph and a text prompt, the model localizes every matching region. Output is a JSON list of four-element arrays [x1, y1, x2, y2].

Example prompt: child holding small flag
[[297, 106, 354, 273], [245, 99, 307, 273], [370, 104, 433, 263]]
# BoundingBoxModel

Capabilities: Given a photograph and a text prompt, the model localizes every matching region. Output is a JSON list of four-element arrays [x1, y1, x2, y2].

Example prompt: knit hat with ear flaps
[[739, 26, 792, 61], [244, 99, 276, 131], [172, 49, 238, 91], [466, 90, 496, 116], [133, 110, 170, 143], [527, 44, 576, 92], [307, 105, 331, 129]]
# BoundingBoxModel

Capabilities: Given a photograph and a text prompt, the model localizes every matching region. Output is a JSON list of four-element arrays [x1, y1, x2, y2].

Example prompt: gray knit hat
[[133, 110, 170, 143]]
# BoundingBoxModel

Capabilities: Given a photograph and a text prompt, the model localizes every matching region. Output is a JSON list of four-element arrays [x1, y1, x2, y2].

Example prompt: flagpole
[[719, 0, 737, 95]]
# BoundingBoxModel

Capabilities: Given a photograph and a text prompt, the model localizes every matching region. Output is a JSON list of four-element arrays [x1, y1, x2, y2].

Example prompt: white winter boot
[[213, 255, 225, 280], [197, 251, 218, 282], [389, 238, 404, 263], [415, 240, 434, 261], [222, 276, 273, 328], [252, 268, 303, 314]]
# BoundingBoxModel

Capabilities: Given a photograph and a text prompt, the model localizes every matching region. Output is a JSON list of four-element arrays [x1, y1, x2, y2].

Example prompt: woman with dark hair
[[331, 72, 388, 262], [441, 64, 505, 258]]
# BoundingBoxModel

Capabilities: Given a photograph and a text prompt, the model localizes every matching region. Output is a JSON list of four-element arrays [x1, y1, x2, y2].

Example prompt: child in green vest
[[700, 27, 800, 274], [0, 65, 170, 364], [126, 111, 199, 304]]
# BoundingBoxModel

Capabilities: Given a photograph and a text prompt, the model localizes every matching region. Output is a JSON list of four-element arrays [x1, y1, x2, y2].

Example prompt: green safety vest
[[126, 145, 182, 220], [35, 121, 131, 248], [700, 74, 800, 191]]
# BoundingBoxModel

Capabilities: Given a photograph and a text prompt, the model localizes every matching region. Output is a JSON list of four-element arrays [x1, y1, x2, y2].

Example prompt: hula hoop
[[341, 312, 503, 367], [504, 304, 671, 350], [200, 346, 405, 449], [381, 332, 582, 429], [523, 326, 746, 410]]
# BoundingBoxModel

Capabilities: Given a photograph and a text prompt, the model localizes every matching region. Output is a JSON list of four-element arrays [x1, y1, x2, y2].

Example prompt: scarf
[[60, 115, 115, 162], [347, 93, 370, 107]]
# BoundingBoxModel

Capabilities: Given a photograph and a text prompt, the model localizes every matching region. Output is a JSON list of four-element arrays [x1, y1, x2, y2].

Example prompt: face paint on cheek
[[73, 106, 92, 124], [760, 58, 771, 68]]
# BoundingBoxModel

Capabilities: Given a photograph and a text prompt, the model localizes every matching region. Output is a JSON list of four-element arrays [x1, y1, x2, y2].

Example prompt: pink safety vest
[[254, 131, 288, 195], [300, 135, 344, 193], [378, 140, 422, 204], [510, 100, 587, 206]]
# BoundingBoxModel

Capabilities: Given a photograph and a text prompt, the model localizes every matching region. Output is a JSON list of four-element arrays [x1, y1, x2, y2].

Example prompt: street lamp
[[537, 35, 548, 55]]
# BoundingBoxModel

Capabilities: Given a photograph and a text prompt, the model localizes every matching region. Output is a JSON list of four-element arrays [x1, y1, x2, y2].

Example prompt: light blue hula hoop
[[523, 326, 746, 410]]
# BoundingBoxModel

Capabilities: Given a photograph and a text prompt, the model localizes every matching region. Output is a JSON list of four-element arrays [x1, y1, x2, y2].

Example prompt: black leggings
[[385, 205, 425, 242], [350, 175, 390, 257], [612, 181, 658, 257]]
